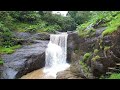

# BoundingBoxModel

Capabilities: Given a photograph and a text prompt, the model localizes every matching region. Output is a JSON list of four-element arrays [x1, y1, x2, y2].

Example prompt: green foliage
[[0, 22, 14, 47], [83, 53, 91, 61], [102, 13, 120, 36], [100, 73, 120, 79], [9, 11, 41, 23], [0, 45, 21, 54], [42, 13, 76, 31], [79, 61, 88, 70], [77, 22, 91, 31], [107, 73, 120, 79], [77, 27, 96, 37], [100, 39, 103, 49], [0, 58, 3, 64], [104, 46, 110, 51], [94, 49, 99, 54], [40, 24, 62, 33], [92, 55, 100, 61], [76, 11, 120, 37], [0, 11, 78, 49], [67, 11, 91, 25], [8, 11, 76, 33], [0, 60, 3, 64], [79, 60, 92, 78]]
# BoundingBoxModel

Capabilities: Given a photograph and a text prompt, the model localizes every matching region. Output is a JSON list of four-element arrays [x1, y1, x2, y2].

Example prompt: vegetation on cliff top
[[0, 45, 21, 54], [76, 11, 120, 37], [0, 11, 75, 55]]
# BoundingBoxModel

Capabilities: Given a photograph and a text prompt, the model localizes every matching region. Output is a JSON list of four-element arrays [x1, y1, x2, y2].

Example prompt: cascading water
[[43, 33, 70, 78]]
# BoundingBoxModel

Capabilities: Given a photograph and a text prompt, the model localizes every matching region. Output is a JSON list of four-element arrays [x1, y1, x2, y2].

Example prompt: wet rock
[[56, 68, 82, 79], [0, 40, 49, 79], [13, 32, 32, 39], [68, 28, 120, 78], [0, 65, 3, 78], [67, 32, 81, 63], [13, 32, 50, 45], [95, 27, 106, 37], [15, 39, 36, 45], [30, 33, 50, 40], [70, 60, 94, 79]]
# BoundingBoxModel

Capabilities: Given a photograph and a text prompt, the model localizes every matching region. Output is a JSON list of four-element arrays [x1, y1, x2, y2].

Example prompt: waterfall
[[43, 33, 70, 78]]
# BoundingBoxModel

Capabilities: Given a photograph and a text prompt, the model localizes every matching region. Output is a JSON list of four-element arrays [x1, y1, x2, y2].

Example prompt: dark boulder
[[30, 33, 50, 40], [0, 40, 49, 79], [56, 68, 82, 79], [67, 32, 81, 63], [13, 32, 32, 39]]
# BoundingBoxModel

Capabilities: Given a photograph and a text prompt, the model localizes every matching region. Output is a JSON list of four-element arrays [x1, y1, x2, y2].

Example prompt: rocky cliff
[[57, 27, 120, 79]]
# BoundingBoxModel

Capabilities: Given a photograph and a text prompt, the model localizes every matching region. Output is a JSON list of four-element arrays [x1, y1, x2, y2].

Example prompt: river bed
[[20, 68, 55, 79]]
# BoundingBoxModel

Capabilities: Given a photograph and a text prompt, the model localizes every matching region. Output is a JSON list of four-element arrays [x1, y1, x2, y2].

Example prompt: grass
[[77, 27, 96, 38], [102, 26, 118, 37], [0, 45, 21, 54], [102, 13, 120, 36], [108, 73, 120, 79], [76, 12, 120, 37]]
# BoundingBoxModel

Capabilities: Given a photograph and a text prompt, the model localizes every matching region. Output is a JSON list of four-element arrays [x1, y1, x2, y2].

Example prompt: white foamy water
[[43, 33, 70, 78]]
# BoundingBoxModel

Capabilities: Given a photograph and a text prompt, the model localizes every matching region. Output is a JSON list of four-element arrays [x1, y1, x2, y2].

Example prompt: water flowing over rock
[[43, 33, 70, 78]]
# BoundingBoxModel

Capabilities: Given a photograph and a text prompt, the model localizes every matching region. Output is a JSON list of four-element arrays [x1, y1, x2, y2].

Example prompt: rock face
[[13, 32, 32, 39], [30, 33, 50, 40], [67, 27, 120, 79], [0, 40, 49, 79], [1, 28, 120, 79], [13, 32, 50, 45], [56, 68, 82, 79], [67, 32, 81, 63], [90, 29, 120, 77], [13, 32, 50, 40]]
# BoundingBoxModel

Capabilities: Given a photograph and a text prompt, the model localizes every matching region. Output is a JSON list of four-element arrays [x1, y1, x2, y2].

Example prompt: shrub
[[77, 27, 96, 38], [79, 60, 92, 78], [102, 13, 120, 36], [104, 46, 110, 51], [0, 22, 14, 47], [83, 53, 91, 61], [108, 73, 120, 79], [0, 45, 21, 54]]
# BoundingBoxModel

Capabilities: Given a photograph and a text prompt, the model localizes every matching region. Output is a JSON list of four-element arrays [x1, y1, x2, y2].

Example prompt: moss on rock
[[92, 55, 100, 62]]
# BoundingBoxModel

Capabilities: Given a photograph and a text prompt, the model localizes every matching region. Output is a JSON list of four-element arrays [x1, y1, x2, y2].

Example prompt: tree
[[67, 11, 92, 25], [9, 11, 41, 23]]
